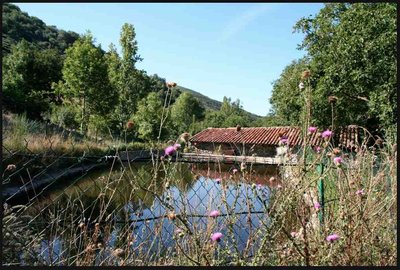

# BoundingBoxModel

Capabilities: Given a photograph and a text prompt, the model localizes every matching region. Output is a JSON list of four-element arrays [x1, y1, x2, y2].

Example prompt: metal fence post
[[316, 163, 324, 228]]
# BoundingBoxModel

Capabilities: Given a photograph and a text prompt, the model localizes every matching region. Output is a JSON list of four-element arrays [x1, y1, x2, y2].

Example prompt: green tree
[[133, 92, 168, 141], [293, 3, 396, 132], [116, 23, 143, 127], [170, 92, 205, 136], [2, 40, 63, 118], [203, 97, 251, 128], [62, 32, 116, 133], [269, 58, 310, 126]]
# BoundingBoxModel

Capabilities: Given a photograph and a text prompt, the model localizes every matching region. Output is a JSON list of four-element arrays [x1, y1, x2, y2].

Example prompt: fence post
[[316, 163, 325, 228]]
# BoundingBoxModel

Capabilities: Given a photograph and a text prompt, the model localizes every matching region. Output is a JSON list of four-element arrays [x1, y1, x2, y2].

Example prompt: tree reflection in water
[[19, 162, 275, 265]]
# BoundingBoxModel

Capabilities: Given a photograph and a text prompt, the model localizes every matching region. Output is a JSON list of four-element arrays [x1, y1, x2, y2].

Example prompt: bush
[[49, 104, 80, 130]]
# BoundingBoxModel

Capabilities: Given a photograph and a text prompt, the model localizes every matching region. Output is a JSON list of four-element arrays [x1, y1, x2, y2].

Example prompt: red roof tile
[[190, 126, 364, 148]]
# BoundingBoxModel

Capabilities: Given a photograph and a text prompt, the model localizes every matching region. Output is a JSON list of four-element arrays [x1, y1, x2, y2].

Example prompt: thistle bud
[[167, 211, 176, 220], [328, 95, 338, 104], [112, 248, 125, 258], [301, 70, 311, 79], [126, 121, 134, 129]]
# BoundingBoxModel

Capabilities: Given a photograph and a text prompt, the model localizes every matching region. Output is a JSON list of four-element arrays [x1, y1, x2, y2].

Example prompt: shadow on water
[[17, 161, 278, 265]]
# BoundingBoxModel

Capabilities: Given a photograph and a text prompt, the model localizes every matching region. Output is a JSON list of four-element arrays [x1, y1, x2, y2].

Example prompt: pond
[[10, 161, 281, 265]]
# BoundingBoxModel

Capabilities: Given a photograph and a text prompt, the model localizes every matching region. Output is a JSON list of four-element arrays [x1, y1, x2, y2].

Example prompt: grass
[[2, 112, 159, 157], [2, 134, 396, 266]]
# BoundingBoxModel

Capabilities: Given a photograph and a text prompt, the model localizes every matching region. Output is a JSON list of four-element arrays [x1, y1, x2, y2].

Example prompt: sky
[[14, 3, 324, 117]]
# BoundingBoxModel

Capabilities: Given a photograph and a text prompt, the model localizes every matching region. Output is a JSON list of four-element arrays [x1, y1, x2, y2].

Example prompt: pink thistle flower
[[322, 130, 333, 139], [314, 146, 322, 153], [215, 178, 221, 184], [333, 156, 342, 166], [308, 127, 317, 133], [174, 143, 181, 149], [314, 201, 321, 210], [164, 146, 176, 156], [326, 233, 340, 242], [280, 137, 289, 145], [209, 210, 220, 218], [164, 143, 181, 156], [355, 189, 365, 196], [232, 168, 238, 174], [290, 232, 298, 238], [211, 232, 223, 242]]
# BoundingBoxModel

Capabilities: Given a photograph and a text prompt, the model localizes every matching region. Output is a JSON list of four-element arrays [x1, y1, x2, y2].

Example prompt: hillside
[[176, 85, 261, 120], [2, 3, 80, 54]]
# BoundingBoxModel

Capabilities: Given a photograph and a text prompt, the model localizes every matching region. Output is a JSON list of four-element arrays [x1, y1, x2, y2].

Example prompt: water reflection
[[21, 162, 277, 265]]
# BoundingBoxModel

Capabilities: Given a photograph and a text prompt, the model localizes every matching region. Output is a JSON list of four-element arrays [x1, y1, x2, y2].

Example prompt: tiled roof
[[190, 126, 364, 148]]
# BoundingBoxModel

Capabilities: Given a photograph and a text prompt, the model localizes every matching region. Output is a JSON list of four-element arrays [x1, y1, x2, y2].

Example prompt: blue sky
[[15, 3, 324, 116]]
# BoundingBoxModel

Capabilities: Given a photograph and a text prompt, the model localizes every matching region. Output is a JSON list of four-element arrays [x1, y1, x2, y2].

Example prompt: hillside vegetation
[[2, 3, 260, 147], [2, 3, 396, 146], [177, 85, 260, 120]]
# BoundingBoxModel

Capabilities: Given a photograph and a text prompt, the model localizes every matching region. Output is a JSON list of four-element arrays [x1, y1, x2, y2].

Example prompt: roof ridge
[[206, 126, 298, 129]]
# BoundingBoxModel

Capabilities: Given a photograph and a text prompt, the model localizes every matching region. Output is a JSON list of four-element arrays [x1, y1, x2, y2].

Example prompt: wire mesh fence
[[2, 136, 280, 266], [2, 122, 397, 266]]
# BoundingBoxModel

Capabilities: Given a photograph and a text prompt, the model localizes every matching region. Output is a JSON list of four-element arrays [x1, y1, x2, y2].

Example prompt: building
[[189, 126, 365, 157]]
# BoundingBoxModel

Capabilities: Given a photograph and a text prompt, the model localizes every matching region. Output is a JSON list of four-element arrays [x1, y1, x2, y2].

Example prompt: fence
[[2, 122, 397, 266], [2, 135, 279, 266]]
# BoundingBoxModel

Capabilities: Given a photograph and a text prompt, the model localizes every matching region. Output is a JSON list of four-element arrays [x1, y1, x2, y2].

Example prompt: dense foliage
[[3, 3, 395, 144], [3, 3, 260, 143], [269, 3, 397, 137], [2, 3, 79, 54], [2, 40, 63, 118]]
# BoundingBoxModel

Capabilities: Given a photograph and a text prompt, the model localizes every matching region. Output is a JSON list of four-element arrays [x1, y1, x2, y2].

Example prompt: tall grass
[[2, 112, 152, 156], [1, 84, 397, 266]]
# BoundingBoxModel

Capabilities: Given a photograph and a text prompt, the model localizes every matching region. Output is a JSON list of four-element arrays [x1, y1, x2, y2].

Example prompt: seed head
[[126, 121, 134, 129], [6, 164, 16, 171], [167, 211, 176, 220], [328, 95, 338, 104], [301, 70, 311, 79], [112, 248, 125, 258]]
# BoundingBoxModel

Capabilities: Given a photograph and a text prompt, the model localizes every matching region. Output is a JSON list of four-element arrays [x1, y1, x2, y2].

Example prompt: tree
[[269, 58, 310, 126], [293, 3, 396, 132], [115, 23, 143, 127], [62, 32, 116, 133], [133, 92, 168, 141], [2, 40, 63, 118], [170, 92, 205, 136], [203, 97, 251, 128]]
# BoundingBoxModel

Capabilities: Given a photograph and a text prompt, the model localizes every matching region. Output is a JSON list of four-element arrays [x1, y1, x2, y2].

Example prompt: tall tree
[[62, 32, 116, 133], [116, 23, 143, 127], [293, 3, 396, 132]]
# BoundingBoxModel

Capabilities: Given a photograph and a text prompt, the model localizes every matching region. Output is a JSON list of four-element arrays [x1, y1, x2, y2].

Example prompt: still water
[[23, 162, 279, 265]]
